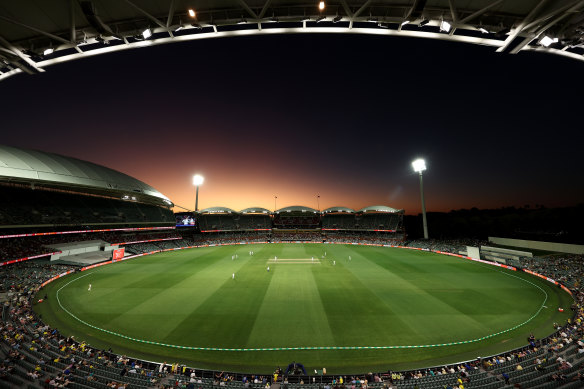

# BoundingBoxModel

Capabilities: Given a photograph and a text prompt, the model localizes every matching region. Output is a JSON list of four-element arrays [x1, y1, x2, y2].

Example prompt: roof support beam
[[237, 0, 258, 20], [340, 0, 354, 18], [258, 0, 273, 19], [510, 0, 584, 54], [496, 0, 550, 52], [449, 0, 503, 35], [122, 0, 168, 30], [70, 0, 82, 52], [447, 0, 459, 35], [70, 0, 76, 42], [522, 0, 584, 32], [448, 0, 459, 23], [400, 3, 415, 29], [0, 15, 70, 44], [166, 0, 176, 28], [347, 0, 372, 29], [353, 0, 372, 19], [460, 0, 504, 24], [0, 35, 43, 74]]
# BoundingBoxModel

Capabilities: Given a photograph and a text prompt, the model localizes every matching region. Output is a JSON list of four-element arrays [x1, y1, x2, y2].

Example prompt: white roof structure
[[358, 205, 403, 213], [1, 1, 583, 81], [240, 207, 271, 214], [199, 207, 237, 214], [322, 206, 356, 213], [0, 144, 171, 203], [275, 205, 319, 213]]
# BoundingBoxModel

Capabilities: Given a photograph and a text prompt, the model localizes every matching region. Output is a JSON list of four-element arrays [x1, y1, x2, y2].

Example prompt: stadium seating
[[0, 186, 174, 227], [322, 213, 401, 231], [197, 213, 271, 232]]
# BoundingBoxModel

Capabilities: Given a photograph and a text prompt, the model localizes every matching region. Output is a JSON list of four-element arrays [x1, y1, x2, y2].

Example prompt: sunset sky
[[1, 34, 582, 214]]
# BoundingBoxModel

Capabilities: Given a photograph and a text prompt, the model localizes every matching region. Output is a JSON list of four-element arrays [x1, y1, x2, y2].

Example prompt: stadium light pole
[[412, 159, 429, 239], [193, 174, 204, 212]]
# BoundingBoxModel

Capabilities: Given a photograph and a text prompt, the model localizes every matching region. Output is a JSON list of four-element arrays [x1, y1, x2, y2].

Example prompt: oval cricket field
[[35, 243, 573, 373]]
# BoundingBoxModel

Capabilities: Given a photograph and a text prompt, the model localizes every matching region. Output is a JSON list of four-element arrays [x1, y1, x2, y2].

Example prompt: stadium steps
[[512, 359, 584, 388], [0, 381, 13, 389], [0, 373, 25, 388]]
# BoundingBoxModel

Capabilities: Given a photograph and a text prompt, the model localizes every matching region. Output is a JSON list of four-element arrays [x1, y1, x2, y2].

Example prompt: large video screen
[[175, 212, 196, 227]]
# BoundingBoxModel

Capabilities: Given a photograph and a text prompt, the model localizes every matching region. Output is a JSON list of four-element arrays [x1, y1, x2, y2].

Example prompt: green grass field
[[34, 243, 573, 374]]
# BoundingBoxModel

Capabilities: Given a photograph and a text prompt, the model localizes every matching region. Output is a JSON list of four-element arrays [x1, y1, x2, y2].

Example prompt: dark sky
[[1, 33, 582, 214]]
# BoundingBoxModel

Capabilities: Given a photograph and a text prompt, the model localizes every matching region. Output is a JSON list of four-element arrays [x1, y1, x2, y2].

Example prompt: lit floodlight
[[142, 28, 152, 39], [319, 1, 325, 11], [193, 174, 204, 186], [411, 159, 429, 239], [412, 159, 426, 173], [440, 20, 451, 32], [540, 36, 558, 47], [43, 48, 54, 56], [193, 174, 204, 212], [188, 9, 196, 18]]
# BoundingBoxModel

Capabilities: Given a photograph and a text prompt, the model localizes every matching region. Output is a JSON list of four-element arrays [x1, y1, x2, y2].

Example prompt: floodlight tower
[[412, 159, 429, 239], [193, 174, 204, 212]]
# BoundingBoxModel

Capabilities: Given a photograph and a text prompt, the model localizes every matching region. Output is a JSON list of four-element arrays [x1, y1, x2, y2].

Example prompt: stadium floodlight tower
[[193, 174, 204, 212], [412, 159, 429, 239]]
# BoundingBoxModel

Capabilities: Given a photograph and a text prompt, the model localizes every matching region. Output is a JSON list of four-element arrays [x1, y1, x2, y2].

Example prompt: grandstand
[[0, 145, 176, 266], [196, 207, 272, 233], [273, 206, 321, 229], [322, 205, 403, 232], [190, 205, 404, 243]]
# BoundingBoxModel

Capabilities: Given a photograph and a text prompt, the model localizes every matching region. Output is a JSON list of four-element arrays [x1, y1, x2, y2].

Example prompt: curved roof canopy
[[240, 207, 271, 214], [0, 144, 171, 203], [358, 205, 403, 213], [275, 205, 319, 214], [322, 206, 356, 213], [1, 1, 583, 81], [199, 207, 237, 214]]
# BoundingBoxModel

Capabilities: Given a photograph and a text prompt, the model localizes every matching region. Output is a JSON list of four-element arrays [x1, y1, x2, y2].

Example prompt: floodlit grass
[[35, 244, 573, 373]]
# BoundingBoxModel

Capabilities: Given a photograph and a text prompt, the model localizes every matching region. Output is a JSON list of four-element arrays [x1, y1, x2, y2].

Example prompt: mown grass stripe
[[55, 267, 549, 352]]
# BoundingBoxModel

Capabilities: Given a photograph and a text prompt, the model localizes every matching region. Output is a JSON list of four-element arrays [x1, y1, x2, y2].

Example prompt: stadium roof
[[275, 205, 319, 214], [240, 207, 271, 214], [322, 206, 356, 213], [1, 1, 583, 81], [358, 205, 403, 213], [199, 207, 237, 214], [0, 144, 171, 204]]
